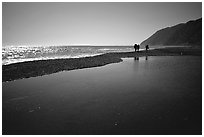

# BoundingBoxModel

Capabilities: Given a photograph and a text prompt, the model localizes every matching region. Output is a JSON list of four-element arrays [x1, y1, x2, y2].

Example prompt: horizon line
[[2, 44, 139, 47]]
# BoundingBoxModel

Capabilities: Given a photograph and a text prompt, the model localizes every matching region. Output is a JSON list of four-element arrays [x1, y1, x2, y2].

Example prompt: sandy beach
[[3, 46, 202, 135], [3, 55, 202, 135], [3, 2, 202, 135], [2, 46, 202, 82]]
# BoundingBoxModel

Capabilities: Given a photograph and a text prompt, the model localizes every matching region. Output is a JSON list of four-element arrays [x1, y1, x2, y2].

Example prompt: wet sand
[[3, 56, 202, 135], [2, 46, 201, 82]]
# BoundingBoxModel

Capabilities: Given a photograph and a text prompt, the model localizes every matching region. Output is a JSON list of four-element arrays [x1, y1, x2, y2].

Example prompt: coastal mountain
[[140, 18, 202, 47]]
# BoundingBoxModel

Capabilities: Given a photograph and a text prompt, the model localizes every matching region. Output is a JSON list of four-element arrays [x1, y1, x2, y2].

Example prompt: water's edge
[[2, 47, 202, 82]]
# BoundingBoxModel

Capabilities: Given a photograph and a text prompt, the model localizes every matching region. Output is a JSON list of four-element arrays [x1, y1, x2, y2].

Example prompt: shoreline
[[2, 46, 201, 82]]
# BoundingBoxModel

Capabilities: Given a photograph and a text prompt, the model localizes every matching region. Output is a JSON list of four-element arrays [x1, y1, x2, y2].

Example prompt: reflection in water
[[145, 55, 148, 60], [134, 57, 139, 61], [132, 57, 149, 75], [134, 56, 147, 61], [2, 56, 202, 135]]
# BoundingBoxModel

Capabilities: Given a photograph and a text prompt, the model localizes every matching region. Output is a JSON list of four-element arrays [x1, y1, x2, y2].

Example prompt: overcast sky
[[2, 2, 202, 46]]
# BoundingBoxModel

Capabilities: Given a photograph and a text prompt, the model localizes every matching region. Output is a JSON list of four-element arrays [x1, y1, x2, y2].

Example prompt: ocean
[[2, 46, 134, 65]]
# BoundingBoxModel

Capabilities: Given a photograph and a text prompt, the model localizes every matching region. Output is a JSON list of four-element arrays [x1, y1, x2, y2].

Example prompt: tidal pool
[[3, 56, 202, 135]]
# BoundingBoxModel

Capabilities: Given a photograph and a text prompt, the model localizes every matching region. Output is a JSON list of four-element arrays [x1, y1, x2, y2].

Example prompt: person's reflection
[[134, 57, 139, 61], [145, 55, 148, 60], [133, 56, 140, 73]]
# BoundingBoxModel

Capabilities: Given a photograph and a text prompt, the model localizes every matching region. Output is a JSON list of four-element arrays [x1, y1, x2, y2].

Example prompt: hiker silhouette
[[145, 45, 149, 51], [134, 44, 137, 52], [134, 44, 140, 52]]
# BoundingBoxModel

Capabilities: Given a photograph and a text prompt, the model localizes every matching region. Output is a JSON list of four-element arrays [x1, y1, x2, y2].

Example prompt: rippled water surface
[[2, 46, 133, 65]]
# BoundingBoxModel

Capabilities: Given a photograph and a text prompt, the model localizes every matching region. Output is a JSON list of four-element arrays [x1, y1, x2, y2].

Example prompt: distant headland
[[140, 18, 202, 47]]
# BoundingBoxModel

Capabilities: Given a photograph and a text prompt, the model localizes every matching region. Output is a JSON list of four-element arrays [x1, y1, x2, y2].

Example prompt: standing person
[[146, 45, 149, 51], [134, 44, 137, 52]]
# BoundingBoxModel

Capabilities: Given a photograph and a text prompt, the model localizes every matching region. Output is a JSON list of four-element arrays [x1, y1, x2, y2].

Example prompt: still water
[[3, 56, 202, 135]]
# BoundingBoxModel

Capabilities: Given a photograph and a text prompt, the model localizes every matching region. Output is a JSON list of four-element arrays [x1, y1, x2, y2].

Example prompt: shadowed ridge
[[140, 18, 202, 47]]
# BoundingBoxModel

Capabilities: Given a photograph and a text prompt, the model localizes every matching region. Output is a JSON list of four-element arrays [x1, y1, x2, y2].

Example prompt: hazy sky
[[2, 2, 202, 46]]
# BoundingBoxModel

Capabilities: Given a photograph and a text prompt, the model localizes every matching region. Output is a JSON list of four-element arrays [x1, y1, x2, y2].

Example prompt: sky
[[2, 2, 202, 46]]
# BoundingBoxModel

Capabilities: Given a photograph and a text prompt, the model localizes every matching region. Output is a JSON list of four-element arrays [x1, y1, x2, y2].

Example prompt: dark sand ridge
[[2, 46, 201, 82]]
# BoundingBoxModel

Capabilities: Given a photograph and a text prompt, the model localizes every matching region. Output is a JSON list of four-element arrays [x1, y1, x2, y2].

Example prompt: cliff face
[[140, 18, 202, 47]]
